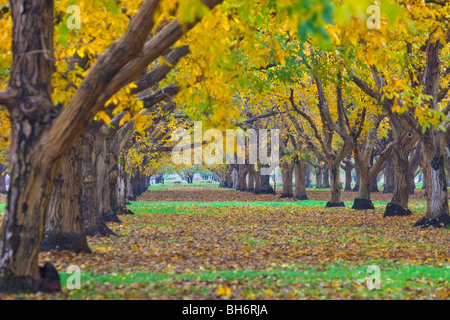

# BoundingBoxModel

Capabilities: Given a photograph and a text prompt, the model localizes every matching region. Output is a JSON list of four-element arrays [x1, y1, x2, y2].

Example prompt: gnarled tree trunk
[[383, 157, 394, 193], [384, 145, 412, 217], [327, 160, 344, 207], [42, 137, 90, 253], [81, 126, 115, 237], [294, 160, 307, 200], [415, 131, 450, 227], [0, 164, 6, 194], [280, 161, 294, 198], [255, 164, 275, 194]]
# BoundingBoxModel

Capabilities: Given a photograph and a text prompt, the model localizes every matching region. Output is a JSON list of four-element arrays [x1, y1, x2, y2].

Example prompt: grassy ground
[[0, 184, 448, 300]]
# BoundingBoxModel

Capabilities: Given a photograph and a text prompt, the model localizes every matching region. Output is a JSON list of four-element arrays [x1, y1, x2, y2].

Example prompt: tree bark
[[384, 145, 412, 217], [322, 167, 330, 188], [415, 132, 450, 227], [352, 166, 360, 191], [294, 160, 308, 200], [81, 126, 115, 237], [315, 168, 323, 188], [237, 164, 248, 191], [42, 137, 91, 253], [326, 161, 345, 207], [414, 38, 450, 228], [0, 164, 6, 194], [0, 0, 60, 292], [280, 161, 294, 198], [305, 166, 312, 188], [352, 170, 375, 210], [255, 165, 275, 194], [383, 157, 394, 193], [247, 164, 256, 192], [343, 163, 353, 191]]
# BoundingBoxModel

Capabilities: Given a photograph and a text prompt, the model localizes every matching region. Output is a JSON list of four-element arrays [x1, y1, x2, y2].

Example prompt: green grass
[[57, 260, 449, 299], [148, 181, 221, 190], [128, 200, 396, 215]]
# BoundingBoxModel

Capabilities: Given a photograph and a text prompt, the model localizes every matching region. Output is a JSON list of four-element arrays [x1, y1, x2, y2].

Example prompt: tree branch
[[131, 45, 190, 94]]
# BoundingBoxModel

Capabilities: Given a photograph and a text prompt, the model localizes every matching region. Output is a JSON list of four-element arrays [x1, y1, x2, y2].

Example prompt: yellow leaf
[[119, 113, 131, 126], [95, 111, 111, 125]]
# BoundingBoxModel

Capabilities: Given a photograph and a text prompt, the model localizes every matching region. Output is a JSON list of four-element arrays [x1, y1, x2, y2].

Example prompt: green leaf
[[106, 0, 121, 15]]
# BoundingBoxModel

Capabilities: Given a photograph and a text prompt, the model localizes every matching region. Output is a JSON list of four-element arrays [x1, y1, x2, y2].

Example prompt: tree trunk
[[237, 165, 248, 191], [383, 157, 394, 193], [352, 172, 375, 209], [371, 173, 379, 192], [344, 165, 352, 191], [327, 161, 345, 207], [414, 39, 450, 228], [255, 165, 275, 194], [322, 167, 330, 188], [42, 138, 91, 253], [81, 127, 115, 237], [384, 146, 411, 217], [97, 130, 121, 224], [315, 169, 323, 188], [232, 167, 238, 189], [352, 167, 360, 191], [247, 165, 256, 192], [305, 166, 312, 188], [294, 160, 308, 200], [0, 164, 6, 194], [0, 134, 59, 292], [280, 162, 293, 198], [0, 0, 61, 293], [116, 157, 133, 215], [415, 132, 450, 227]]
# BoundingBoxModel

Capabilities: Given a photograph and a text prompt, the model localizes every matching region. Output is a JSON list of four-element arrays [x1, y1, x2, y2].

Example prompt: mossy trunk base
[[41, 233, 91, 253], [413, 215, 450, 228], [294, 194, 308, 200], [85, 223, 116, 237], [280, 193, 293, 198], [102, 212, 122, 223], [326, 201, 345, 208], [255, 186, 275, 194], [0, 262, 61, 293], [383, 203, 412, 218], [352, 198, 375, 210]]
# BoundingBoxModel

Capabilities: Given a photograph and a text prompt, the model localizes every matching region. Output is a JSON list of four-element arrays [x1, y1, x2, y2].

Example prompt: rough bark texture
[[315, 169, 323, 188], [383, 157, 394, 193], [343, 162, 353, 191], [81, 126, 115, 237], [280, 162, 294, 198], [294, 160, 308, 200], [0, 0, 59, 292], [414, 39, 450, 228], [352, 174, 375, 210], [255, 165, 275, 194], [0, 164, 6, 194], [352, 167, 360, 191], [237, 164, 248, 191], [328, 161, 344, 207], [42, 138, 91, 253], [247, 165, 256, 192], [305, 166, 312, 188], [322, 168, 330, 188], [415, 132, 450, 227], [384, 144, 412, 217]]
